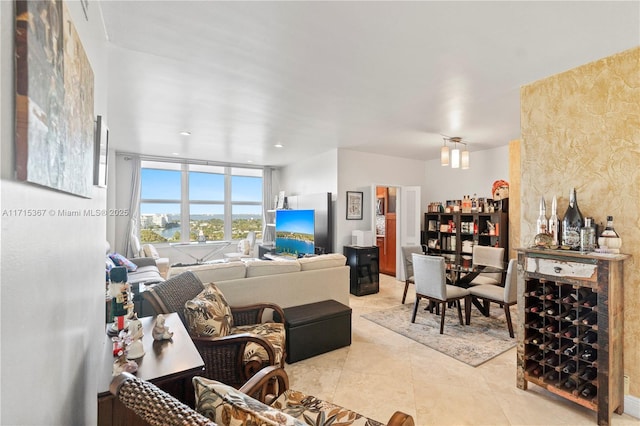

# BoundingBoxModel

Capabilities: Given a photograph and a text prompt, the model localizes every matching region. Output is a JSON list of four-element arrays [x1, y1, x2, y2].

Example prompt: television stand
[[263, 252, 298, 261], [258, 244, 277, 259]]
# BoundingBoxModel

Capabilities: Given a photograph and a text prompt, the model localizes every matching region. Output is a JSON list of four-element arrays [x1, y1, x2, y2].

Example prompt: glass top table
[[169, 240, 231, 264]]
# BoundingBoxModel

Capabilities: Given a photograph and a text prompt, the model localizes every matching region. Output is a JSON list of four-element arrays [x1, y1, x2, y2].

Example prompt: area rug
[[361, 303, 517, 367]]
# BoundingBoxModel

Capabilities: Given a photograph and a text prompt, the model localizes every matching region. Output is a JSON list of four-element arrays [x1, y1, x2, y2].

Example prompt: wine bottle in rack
[[563, 344, 578, 357], [562, 293, 578, 304], [544, 287, 559, 301], [561, 188, 584, 250], [582, 293, 598, 307], [544, 301, 558, 315], [536, 284, 553, 297], [530, 301, 544, 313], [531, 365, 543, 377], [582, 312, 597, 325], [581, 383, 597, 398], [546, 340, 560, 351], [545, 370, 558, 381], [545, 322, 558, 333], [563, 327, 577, 339], [582, 330, 598, 344], [581, 347, 598, 362], [563, 310, 577, 321], [580, 367, 597, 381], [562, 361, 577, 374], [545, 354, 560, 366], [528, 318, 544, 329], [564, 378, 578, 390]]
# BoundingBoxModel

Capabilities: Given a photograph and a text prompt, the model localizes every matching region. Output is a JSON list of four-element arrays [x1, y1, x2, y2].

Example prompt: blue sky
[[140, 169, 262, 216], [276, 209, 315, 234]]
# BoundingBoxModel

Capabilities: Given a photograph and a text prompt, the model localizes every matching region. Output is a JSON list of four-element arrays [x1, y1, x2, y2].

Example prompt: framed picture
[[346, 191, 363, 220], [15, 0, 95, 198], [93, 115, 108, 187]]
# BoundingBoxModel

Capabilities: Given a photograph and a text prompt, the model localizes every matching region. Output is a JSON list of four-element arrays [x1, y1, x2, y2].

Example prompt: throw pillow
[[105, 257, 116, 271], [142, 244, 160, 259], [108, 253, 138, 272], [184, 283, 233, 337], [272, 389, 383, 426], [193, 377, 305, 426]]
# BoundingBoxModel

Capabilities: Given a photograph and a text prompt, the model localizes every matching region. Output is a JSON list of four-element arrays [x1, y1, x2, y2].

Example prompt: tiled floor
[[284, 273, 639, 425]]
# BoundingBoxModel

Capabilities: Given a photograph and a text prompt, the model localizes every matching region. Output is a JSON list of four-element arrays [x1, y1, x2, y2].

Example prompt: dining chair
[[468, 245, 505, 286], [411, 254, 471, 334], [468, 259, 518, 337], [400, 245, 425, 304]]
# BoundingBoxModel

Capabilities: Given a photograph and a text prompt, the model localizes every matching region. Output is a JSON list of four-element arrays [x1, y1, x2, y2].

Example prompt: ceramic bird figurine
[[113, 352, 138, 376], [152, 314, 173, 340]]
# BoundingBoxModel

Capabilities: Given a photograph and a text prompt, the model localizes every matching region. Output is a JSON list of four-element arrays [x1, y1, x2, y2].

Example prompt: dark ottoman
[[277, 300, 352, 363]]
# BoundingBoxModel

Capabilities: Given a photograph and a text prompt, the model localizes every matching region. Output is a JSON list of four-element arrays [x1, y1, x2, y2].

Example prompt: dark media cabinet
[[516, 248, 628, 426], [343, 245, 379, 296]]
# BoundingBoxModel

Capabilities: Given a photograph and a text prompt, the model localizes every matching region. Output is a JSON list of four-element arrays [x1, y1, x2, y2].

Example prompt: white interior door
[[398, 186, 421, 281]]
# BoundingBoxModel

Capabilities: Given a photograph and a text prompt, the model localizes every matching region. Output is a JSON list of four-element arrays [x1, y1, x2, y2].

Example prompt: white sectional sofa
[[167, 254, 350, 308]]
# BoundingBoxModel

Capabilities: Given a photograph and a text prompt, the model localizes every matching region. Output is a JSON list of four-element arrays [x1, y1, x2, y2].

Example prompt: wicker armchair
[[111, 367, 415, 426], [143, 271, 287, 388]]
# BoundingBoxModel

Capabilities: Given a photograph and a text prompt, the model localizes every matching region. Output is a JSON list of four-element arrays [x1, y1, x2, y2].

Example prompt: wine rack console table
[[516, 248, 629, 426]]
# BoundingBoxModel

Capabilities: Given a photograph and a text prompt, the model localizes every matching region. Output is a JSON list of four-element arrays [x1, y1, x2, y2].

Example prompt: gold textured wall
[[521, 46, 640, 397]]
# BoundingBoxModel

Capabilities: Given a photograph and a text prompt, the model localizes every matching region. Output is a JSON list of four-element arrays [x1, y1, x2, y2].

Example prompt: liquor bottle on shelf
[[536, 196, 548, 234], [563, 344, 578, 357], [582, 330, 598, 344], [549, 195, 560, 245], [581, 383, 597, 398], [580, 367, 598, 381], [581, 347, 598, 362], [562, 361, 577, 374], [598, 215, 622, 253], [580, 217, 596, 252], [582, 312, 598, 326], [561, 188, 584, 250]]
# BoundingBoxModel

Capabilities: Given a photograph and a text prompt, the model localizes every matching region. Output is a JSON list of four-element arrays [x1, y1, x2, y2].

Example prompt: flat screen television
[[275, 209, 315, 257]]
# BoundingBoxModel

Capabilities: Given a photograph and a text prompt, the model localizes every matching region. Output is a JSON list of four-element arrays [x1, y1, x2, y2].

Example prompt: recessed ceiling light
[[179, 131, 191, 136], [274, 143, 283, 148], [247, 160, 253, 163], [172, 152, 180, 156]]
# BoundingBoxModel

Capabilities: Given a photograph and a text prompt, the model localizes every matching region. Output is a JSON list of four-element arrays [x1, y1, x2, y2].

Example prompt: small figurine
[[126, 313, 145, 359], [113, 352, 138, 376], [152, 314, 174, 340]]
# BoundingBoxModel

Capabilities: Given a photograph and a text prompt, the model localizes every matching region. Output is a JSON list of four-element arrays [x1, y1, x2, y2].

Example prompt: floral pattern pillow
[[272, 390, 384, 426], [193, 376, 305, 426], [184, 283, 233, 337]]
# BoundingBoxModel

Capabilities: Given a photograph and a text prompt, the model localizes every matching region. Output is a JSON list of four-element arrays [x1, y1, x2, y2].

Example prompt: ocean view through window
[[140, 161, 263, 243]]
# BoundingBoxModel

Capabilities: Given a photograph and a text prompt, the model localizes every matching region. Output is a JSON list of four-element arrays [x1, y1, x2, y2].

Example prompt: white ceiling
[[100, 1, 639, 167]]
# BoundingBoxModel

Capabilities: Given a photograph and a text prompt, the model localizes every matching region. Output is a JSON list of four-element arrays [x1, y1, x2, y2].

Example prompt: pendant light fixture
[[441, 136, 470, 169]]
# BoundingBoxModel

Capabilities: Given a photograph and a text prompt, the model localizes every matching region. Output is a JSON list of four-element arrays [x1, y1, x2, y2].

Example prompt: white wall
[[423, 145, 510, 203], [1, 2, 107, 424], [336, 149, 428, 252], [280, 149, 339, 196]]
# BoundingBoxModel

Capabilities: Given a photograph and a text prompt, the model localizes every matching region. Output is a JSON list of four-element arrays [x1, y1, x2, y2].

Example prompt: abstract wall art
[[15, 0, 95, 198]]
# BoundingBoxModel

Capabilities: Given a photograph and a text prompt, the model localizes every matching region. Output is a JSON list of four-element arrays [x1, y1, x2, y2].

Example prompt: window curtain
[[262, 167, 274, 244], [123, 156, 142, 257]]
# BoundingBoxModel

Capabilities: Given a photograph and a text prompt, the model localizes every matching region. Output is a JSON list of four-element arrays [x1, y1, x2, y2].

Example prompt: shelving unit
[[516, 248, 629, 426], [423, 211, 508, 266]]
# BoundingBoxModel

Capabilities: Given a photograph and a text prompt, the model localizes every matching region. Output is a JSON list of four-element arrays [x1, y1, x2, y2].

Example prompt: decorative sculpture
[[152, 314, 174, 341], [126, 313, 145, 359]]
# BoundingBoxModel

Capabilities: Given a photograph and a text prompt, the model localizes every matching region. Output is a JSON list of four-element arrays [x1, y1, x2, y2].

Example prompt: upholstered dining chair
[[143, 271, 286, 388], [468, 259, 518, 338], [468, 245, 505, 286], [411, 254, 471, 334], [400, 245, 425, 304]]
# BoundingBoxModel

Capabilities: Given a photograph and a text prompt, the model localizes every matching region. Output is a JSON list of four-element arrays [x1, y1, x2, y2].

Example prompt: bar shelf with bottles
[[516, 248, 629, 426]]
